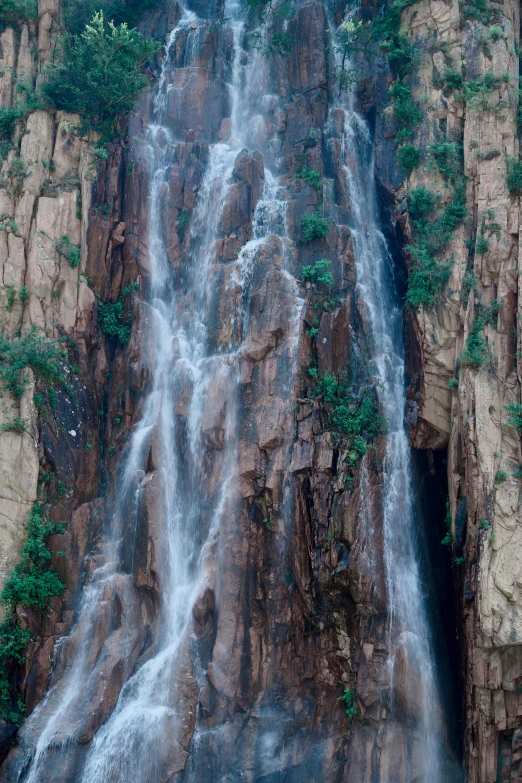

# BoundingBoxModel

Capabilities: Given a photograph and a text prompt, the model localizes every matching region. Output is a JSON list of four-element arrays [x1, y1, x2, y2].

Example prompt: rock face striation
[[0, 0, 519, 781]]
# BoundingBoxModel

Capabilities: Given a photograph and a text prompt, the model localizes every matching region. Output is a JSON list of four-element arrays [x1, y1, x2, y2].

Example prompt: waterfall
[[330, 20, 445, 783], [0, 2, 461, 781]]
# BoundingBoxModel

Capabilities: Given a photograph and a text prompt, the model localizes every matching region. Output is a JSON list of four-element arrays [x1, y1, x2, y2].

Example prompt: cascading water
[[3, 3, 302, 782], [0, 1, 463, 780], [330, 15, 450, 782]]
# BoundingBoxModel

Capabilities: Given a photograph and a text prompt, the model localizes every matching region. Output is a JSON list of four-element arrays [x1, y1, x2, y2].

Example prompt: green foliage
[[97, 297, 131, 344], [176, 210, 190, 231], [296, 167, 322, 191], [251, 30, 293, 57], [316, 371, 338, 402], [62, 0, 160, 34], [494, 470, 507, 486], [504, 402, 522, 431], [389, 82, 423, 142], [405, 242, 452, 308], [428, 141, 461, 181], [300, 211, 330, 243], [6, 285, 16, 310], [0, 328, 67, 398], [442, 68, 463, 91], [461, 0, 500, 26], [506, 157, 522, 197], [448, 378, 458, 388], [301, 259, 333, 286], [0, 503, 65, 723], [18, 285, 29, 302], [0, 108, 22, 141], [397, 144, 419, 175], [42, 12, 159, 141], [123, 281, 140, 295], [407, 188, 437, 221], [479, 518, 491, 530], [0, 416, 27, 434], [56, 235, 81, 269], [406, 179, 467, 308], [476, 235, 489, 254], [338, 686, 358, 729], [454, 556, 465, 566], [0, 0, 37, 26], [459, 314, 488, 369], [464, 70, 509, 113], [441, 500, 452, 547]]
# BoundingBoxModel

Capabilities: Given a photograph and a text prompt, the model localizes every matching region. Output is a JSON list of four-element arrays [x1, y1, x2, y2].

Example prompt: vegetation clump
[[338, 686, 358, 729], [0, 0, 37, 27], [506, 157, 522, 197], [0, 329, 67, 398], [97, 297, 131, 344], [42, 12, 159, 141], [397, 144, 420, 176], [505, 402, 522, 431], [0, 503, 65, 723], [301, 259, 332, 286], [56, 235, 81, 269], [300, 211, 330, 244]]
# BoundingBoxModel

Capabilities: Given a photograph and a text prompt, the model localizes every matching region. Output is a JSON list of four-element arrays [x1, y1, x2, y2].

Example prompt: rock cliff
[[0, 0, 518, 781]]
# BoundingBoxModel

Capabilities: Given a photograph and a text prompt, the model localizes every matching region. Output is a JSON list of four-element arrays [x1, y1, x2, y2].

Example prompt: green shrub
[[0, 329, 67, 398], [316, 371, 338, 402], [476, 235, 489, 254], [389, 82, 423, 141], [0, 108, 22, 141], [0, 0, 37, 26], [300, 211, 330, 243], [62, 0, 160, 34], [506, 157, 522, 197], [464, 70, 509, 113], [443, 68, 463, 91], [97, 297, 131, 344], [479, 518, 491, 530], [460, 314, 488, 368], [338, 687, 358, 729], [0, 416, 27, 434], [505, 402, 522, 431], [494, 469, 507, 486], [42, 12, 159, 141], [397, 144, 420, 175], [56, 235, 81, 269], [407, 187, 438, 221], [18, 285, 29, 301], [428, 141, 461, 181], [0, 503, 65, 723], [448, 378, 458, 388], [301, 259, 333, 286], [296, 166, 322, 191], [405, 242, 452, 308], [461, 0, 499, 26]]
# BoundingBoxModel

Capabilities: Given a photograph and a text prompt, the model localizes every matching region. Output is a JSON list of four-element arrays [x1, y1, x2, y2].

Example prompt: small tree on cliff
[[42, 12, 159, 141]]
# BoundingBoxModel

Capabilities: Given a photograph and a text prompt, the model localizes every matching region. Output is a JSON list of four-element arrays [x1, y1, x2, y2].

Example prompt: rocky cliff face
[[0, 0, 519, 780]]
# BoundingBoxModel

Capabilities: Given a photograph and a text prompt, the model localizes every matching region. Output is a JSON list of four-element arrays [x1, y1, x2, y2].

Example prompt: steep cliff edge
[[0, 0, 518, 780]]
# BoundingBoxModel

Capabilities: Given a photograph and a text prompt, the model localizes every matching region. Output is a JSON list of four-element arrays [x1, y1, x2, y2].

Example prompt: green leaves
[[301, 259, 333, 286], [300, 212, 330, 243], [97, 297, 131, 344], [0, 328, 67, 398], [42, 12, 159, 141]]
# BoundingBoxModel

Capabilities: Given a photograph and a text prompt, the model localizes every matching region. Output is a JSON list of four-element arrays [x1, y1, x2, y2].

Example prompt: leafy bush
[[296, 167, 322, 191], [464, 70, 509, 113], [442, 68, 463, 91], [460, 314, 488, 368], [338, 687, 358, 729], [476, 235, 489, 254], [42, 12, 159, 141], [62, 0, 160, 34], [448, 378, 458, 388], [56, 235, 81, 269], [389, 82, 423, 142], [494, 469, 507, 486], [428, 141, 461, 181], [461, 0, 500, 26], [0, 329, 67, 398], [0, 0, 37, 27], [97, 297, 131, 344], [0, 108, 22, 141], [505, 402, 522, 431], [506, 157, 522, 197], [405, 242, 452, 308], [407, 187, 437, 221], [300, 211, 330, 243], [301, 259, 332, 286], [0, 503, 65, 723], [397, 144, 419, 175]]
